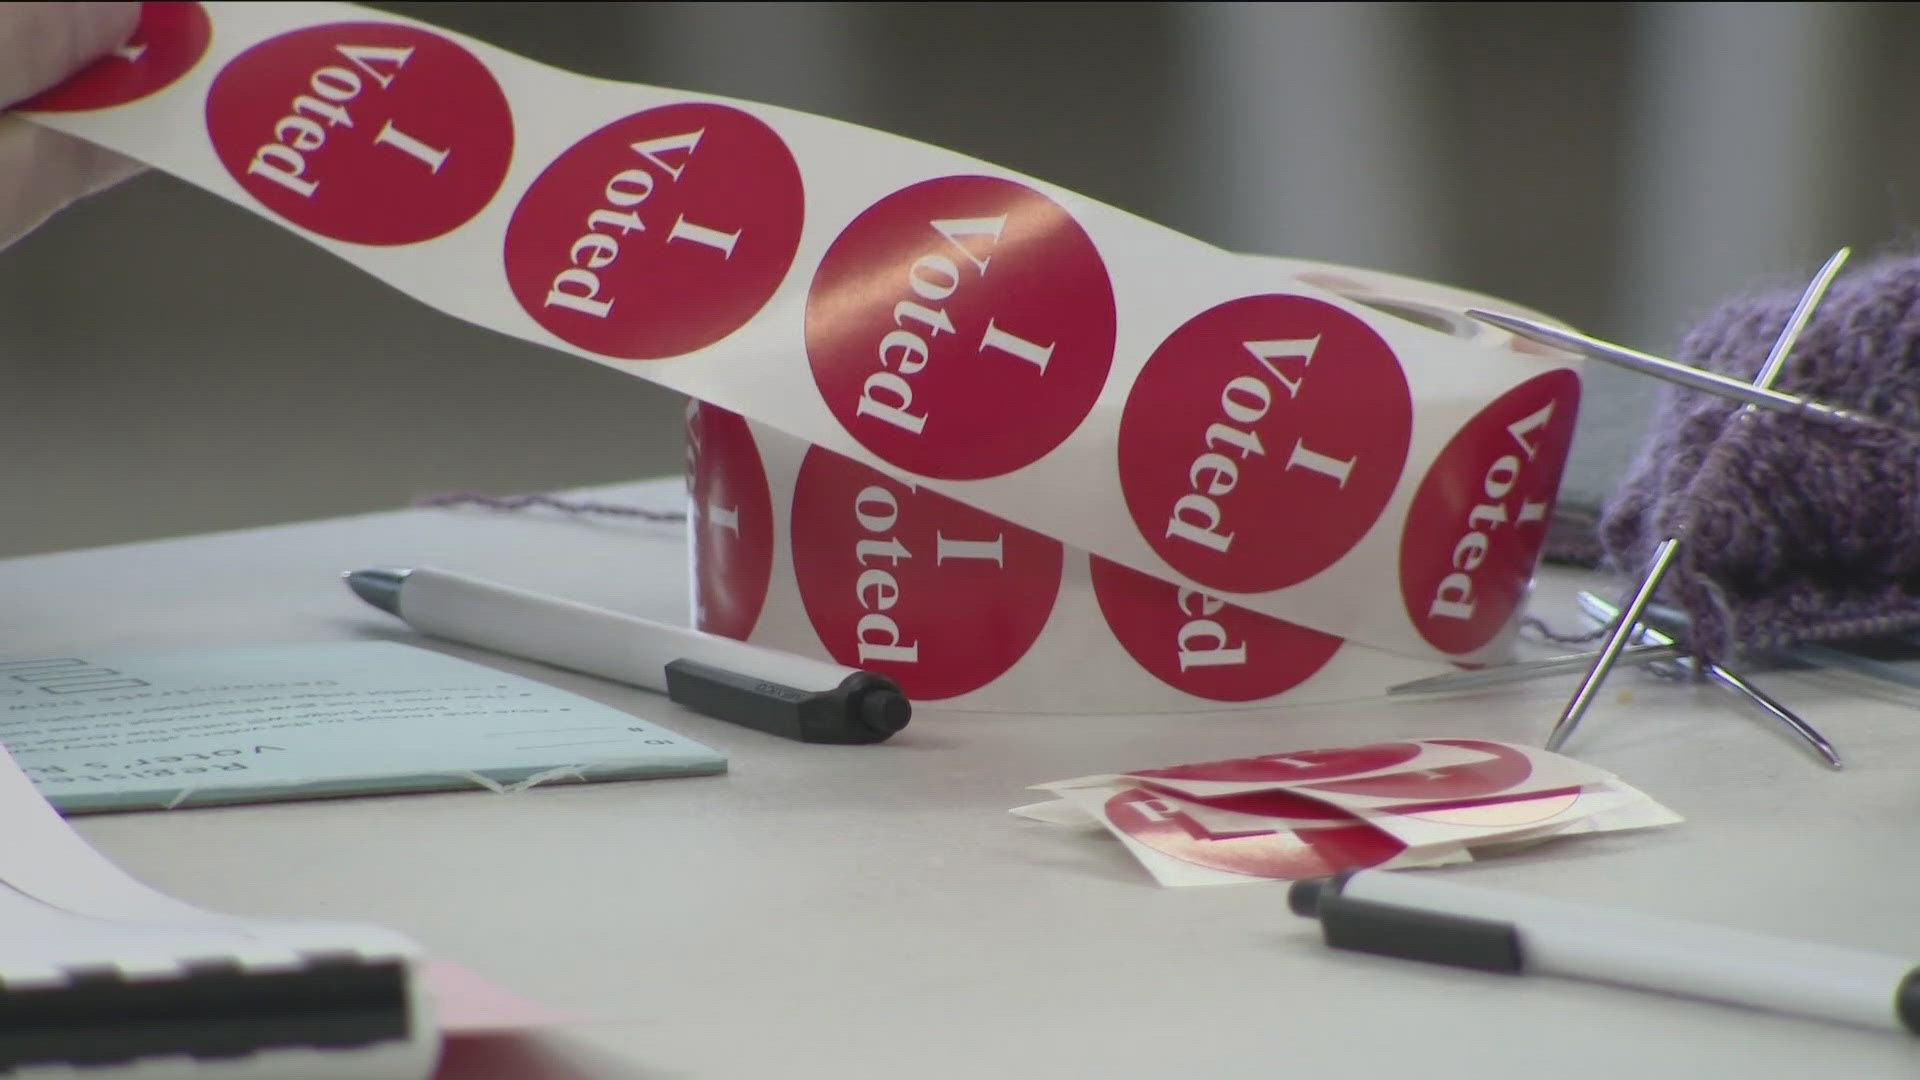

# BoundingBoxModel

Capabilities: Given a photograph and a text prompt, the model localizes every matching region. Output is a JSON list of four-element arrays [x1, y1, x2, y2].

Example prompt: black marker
[[345, 567, 909, 744], [1291, 870, 1920, 1035]]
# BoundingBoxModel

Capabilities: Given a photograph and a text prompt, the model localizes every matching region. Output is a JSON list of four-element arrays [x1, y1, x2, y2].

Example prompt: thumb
[[0, 3, 146, 250], [0, 2, 142, 105]]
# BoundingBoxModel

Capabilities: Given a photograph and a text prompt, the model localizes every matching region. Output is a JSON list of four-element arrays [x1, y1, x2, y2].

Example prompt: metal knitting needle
[[1543, 247, 1851, 756], [1388, 643, 1680, 695], [1584, 592, 1920, 692], [1572, 590, 1724, 683], [1573, 592, 1679, 643], [1576, 593, 1841, 769], [1584, 590, 1920, 702], [1465, 313, 1877, 433], [1592, 593, 1920, 697], [1547, 538, 1681, 751]]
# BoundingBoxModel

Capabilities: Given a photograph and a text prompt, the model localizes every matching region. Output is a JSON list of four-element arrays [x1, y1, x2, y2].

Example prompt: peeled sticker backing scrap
[[1014, 739, 1681, 887], [23, 2, 1584, 711]]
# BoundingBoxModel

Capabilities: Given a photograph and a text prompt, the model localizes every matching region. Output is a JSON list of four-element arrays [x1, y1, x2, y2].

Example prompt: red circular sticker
[[806, 175, 1116, 480], [1103, 788, 1402, 880], [20, 1, 210, 112], [504, 102, 804, 360], [1089, 556, 1343, 701], [1399, 371, 1578, 654], [686, 403, 774, 641], [204, 21, 513, 246], [790, 446, 1062, 700], [1118, 294, 1412, 593]]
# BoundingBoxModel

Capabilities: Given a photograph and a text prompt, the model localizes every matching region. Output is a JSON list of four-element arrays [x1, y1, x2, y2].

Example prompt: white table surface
[[8, 478, 1920, 1078]]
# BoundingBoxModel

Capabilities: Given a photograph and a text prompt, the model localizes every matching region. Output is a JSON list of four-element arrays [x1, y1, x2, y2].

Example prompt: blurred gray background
[[1, 1, 1911, 557]]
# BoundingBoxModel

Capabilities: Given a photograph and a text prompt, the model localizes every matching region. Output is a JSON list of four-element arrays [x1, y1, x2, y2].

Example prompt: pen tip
[[343, 568, 408, 617]]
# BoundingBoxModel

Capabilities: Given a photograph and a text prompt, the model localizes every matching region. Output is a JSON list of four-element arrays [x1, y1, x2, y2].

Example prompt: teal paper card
[[0, 642, 725, 813]]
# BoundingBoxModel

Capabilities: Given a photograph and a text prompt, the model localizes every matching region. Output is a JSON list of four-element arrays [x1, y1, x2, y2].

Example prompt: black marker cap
[[1290, 872, 1523, 975], [664, 660, 910, 744], [1897, 968, 1920, 1035], [1288, 876, 1334, 918]]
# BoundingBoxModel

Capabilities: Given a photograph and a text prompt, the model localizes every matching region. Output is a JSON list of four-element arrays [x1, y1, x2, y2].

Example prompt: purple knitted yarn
[[1600, 256, 1920, 661]]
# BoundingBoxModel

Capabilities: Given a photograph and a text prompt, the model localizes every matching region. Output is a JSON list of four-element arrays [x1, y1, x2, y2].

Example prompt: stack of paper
[[0, 680, 595, 1078], [1014, 739, 1679, 887]]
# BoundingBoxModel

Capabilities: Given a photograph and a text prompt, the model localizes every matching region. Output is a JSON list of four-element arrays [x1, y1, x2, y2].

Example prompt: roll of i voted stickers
[[22, 1, 1582, 676], [689, 401, 1456, 713], [687, 257, 1575, 712]]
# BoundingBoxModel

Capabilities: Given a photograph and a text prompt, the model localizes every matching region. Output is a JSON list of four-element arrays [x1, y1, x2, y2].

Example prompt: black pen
[[345, 566, 909, 744]]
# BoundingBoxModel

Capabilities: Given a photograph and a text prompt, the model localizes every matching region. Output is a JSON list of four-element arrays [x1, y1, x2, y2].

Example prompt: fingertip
[[62, 2, 143, 70], [0, 2, 144, 105], [82, 3, 145, 55]]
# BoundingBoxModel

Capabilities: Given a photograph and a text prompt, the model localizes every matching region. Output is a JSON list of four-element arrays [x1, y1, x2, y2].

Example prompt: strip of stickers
[[1014, 740, 1680, 886], [23, 2, 1583, 680]]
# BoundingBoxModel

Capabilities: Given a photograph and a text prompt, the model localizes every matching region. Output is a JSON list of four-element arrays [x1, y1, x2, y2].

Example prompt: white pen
[[1290, 870, 1920, 1035], [345, 566, 910, 744]]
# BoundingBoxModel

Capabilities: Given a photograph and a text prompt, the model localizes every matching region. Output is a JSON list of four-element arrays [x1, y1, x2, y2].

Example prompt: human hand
[[0, 2, 145, 251]]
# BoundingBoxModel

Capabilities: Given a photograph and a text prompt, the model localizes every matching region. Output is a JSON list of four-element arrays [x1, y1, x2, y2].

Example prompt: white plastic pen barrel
[[346, 567, 909, 743], [1291, 869, 1920, 1034]]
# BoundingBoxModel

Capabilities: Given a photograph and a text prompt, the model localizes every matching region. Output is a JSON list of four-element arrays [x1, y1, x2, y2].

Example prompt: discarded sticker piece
[[1019, 738, 1677, 887]]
